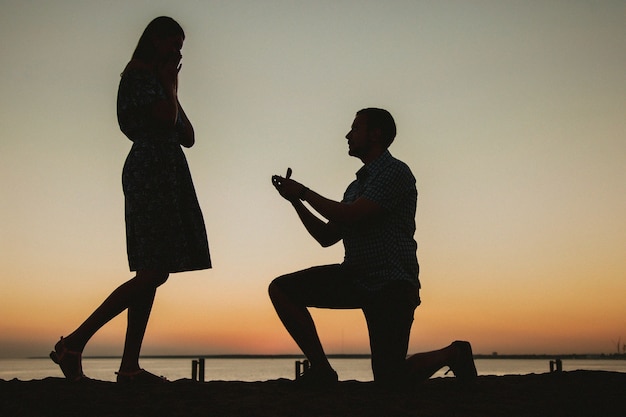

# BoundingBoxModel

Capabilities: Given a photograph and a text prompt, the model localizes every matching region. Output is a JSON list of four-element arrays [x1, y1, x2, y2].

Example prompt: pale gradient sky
[[1, 1, 625, 359]]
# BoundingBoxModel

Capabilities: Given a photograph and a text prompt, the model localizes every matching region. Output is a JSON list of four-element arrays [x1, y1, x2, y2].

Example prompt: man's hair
[[356, 108, 396, 147]]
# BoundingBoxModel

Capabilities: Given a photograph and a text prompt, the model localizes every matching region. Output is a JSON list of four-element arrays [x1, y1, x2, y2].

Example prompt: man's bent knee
[[268, 277, 286, 302]]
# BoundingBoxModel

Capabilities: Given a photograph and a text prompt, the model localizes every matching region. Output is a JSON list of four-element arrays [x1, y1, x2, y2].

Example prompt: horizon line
[[25, 353, 626, 360]]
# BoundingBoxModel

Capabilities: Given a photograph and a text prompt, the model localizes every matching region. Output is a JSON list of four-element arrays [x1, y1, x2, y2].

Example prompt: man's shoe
[[447, 340, 478, 382]]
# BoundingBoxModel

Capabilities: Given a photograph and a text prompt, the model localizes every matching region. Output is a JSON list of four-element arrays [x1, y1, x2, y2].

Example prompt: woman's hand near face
[[157, 51, 181, 95], [152, 49, 182, 129]]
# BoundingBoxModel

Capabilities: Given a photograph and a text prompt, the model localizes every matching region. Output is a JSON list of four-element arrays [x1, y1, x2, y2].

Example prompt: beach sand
[[1, 370, 624, 416]]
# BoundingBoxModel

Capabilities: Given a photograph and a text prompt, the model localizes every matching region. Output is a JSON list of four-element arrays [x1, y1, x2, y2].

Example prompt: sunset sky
[[1, 1, 624, 359]]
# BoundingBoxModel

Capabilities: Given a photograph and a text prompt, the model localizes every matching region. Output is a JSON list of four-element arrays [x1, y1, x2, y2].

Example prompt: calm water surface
[[1, 358, 625, 382]]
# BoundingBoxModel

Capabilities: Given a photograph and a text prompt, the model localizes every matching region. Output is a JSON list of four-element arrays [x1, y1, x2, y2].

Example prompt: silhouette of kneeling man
[[270, 108, 477, 387]]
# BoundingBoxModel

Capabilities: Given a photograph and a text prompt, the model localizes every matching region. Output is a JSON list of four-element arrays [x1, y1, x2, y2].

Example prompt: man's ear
[[369, 127, 383, 145]]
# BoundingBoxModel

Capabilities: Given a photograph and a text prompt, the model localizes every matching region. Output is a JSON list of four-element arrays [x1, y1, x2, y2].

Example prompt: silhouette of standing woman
[[50, 16, 211, 383]]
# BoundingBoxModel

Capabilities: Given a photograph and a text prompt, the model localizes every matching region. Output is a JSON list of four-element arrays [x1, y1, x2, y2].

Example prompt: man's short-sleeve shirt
[[341, 150, 419, 291]]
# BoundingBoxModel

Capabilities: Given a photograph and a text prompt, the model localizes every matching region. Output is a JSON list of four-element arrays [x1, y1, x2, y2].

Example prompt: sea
[[1, 357, 625, 382]]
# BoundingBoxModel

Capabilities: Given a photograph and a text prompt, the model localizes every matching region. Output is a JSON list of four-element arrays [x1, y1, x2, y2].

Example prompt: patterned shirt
[[341, 150, 419, 291]]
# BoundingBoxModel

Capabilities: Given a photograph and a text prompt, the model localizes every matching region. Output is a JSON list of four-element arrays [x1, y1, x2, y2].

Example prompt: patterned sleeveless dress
[[117, 68, 211, 272]]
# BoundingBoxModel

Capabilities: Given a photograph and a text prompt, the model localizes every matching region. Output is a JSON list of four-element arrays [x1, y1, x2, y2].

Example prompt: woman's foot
[[49, 337, 86, 382], [295, 366, 338, 387], [116, 368, 168, 384]]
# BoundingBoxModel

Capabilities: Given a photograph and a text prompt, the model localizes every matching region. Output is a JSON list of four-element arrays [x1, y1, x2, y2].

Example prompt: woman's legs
[[119, 275, 160, 373], [55, 270, 169, 375]]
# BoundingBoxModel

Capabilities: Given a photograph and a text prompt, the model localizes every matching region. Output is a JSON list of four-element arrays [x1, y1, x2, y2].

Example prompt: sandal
[[49, 337, 86, 382], [116, 368, 168, 384], [295, 366, 338, 387]]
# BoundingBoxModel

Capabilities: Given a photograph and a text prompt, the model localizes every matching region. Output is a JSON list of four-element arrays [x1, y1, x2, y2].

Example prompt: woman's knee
[[136, 270, 169, 287]]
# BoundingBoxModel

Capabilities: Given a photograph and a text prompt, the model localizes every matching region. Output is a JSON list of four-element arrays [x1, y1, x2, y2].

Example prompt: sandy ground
[[1, 370, 625, 416]]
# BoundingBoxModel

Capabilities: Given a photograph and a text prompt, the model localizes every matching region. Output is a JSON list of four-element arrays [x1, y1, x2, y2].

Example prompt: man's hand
[[271, 168, 342, 247], [272, 168, 306, 202]]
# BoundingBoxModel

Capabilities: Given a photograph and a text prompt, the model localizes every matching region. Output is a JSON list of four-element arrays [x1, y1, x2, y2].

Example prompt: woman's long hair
[[131, 16, 185, 62]]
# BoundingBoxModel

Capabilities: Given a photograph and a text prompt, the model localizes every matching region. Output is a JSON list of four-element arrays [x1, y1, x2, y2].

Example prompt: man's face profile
[[345, 115, 372, 159]]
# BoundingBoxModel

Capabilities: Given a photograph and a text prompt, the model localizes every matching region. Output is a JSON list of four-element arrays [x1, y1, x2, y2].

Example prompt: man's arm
[[290, 200, 342, 247], [299, 187, 383, 224], [272, 171, 384, 235]]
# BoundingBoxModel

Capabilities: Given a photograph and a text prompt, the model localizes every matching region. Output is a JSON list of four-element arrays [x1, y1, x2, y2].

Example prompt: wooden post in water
[[199, 358, 205, 382], [192, 360, 198, 381], [295, 359, 310, 380], [549, 358, 563, 373]]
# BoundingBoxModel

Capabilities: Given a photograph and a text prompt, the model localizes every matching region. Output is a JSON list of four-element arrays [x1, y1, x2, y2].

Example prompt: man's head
[[356, 108, 396, 148], [345, 108, 396, 163]]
